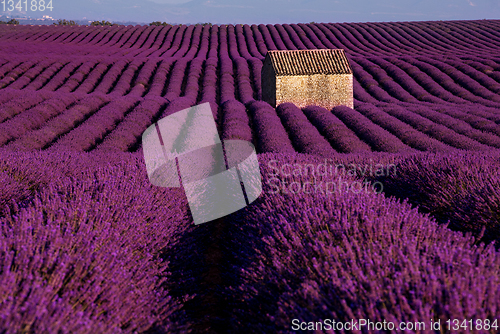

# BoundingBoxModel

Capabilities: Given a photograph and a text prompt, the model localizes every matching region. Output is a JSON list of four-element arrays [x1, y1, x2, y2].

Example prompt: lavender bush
[[1, 19, 500, 333]]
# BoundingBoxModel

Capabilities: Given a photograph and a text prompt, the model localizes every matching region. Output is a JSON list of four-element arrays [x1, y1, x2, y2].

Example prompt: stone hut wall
[[261, 49, 353, 109]]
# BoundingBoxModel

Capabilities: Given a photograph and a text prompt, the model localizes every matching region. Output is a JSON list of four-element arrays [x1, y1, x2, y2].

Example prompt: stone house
[[261, 49, 353, 109]]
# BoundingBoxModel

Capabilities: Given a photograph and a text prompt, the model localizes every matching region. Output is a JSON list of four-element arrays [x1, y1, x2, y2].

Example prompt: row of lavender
[[218, 152, 500, 333], [1, 149, 499, 333], [2, 53, 500, 115], [1, 87, 500, 154], [1, 56, 500, 153], [1, 52, 500, 117], [0, 149, 194, 333], [1, 22, 500, 154], [1, 22, 500, 111], [2, 20, 500, 59]]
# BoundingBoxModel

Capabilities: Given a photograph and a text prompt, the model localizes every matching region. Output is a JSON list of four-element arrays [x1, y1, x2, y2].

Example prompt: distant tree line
[[51, 19, 121, 26], [0, 18, 213, 27], [150, 21, 212, 26], [149, 21, 171, 26], [53, 19, 77, 26], [0, 19, 19, 25], [90, 20, 120, 26]]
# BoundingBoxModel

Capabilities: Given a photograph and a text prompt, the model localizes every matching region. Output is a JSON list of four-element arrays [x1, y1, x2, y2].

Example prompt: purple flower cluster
[[355, 102, 454, 152], [275, 102, 336, 156], [302, 105, 372, 153], [95, 96, 167, 152], [220, 153, 500, 333], [2, 20, 500, 332], [331, 105, 414, 153], [0, 149, 193, 333], [373, 150, 500, 245], [376, 102, 493, 151], [49, 96, 139, 151], [0, 87, 24, 105], [7, 94, 110, 151], [247, 100, 295, 154], [0, 94, 79, 146], [400, 103, 500, 148], [221, 99, 253, 142]]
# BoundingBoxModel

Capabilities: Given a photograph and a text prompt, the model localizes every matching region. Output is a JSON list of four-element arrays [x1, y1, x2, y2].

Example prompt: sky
[[2, 0, 500, 24]]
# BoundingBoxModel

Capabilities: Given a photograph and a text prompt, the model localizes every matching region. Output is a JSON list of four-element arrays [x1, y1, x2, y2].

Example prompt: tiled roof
[[265, 49, 352, 76]]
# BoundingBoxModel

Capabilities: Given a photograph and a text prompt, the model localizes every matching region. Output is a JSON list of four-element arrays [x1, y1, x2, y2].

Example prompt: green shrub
[[53, 19, 77, 26], [90, 20, 112, 26], [149, 21, 171, 26], [0, 19, 19, 25]]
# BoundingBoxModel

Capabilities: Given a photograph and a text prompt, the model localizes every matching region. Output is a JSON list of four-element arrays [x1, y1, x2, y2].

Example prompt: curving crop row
[[354, 58, 419, 102], [350, 60, 399, 103], [376, 103, 492, 151], [73, 60, 114, 94], [367, 57, 445, 104], [0, 90, 54, 123], [355, 102, 454, 152], [0, 94, 79, 146], [247, 100, 295, 154], [95, 96, 167, 152], [221, 99, 253, 143], [56, 60, 100, 93], [6, 95, 110, 151], [430, 105, 500, 137], [302, 105, 372, 153], [386, 57, 468, 104], [400, 103, 500, 148], [330, 105, 414, 153], [5, 59, 54, 90], [0, 149, 193, 333], [48, 96, 139, 151], [276, 102, 336, 156]]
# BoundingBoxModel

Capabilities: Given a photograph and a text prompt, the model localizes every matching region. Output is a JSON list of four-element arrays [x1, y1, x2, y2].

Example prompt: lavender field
[[0, 20, 500, 333]]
